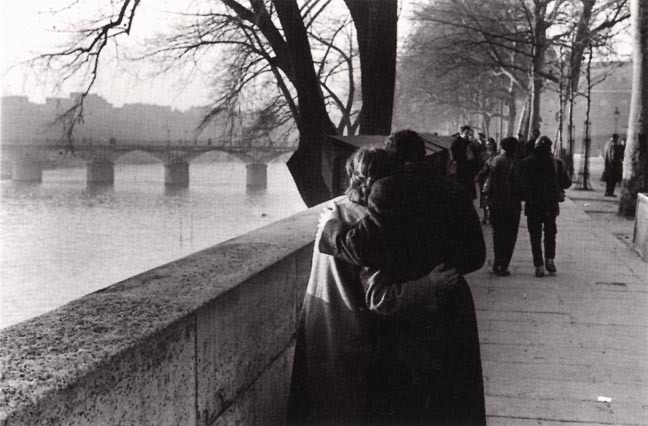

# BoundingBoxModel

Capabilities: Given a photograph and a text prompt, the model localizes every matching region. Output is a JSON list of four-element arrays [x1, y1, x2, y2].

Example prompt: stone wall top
[[0, 205, 320, 420]]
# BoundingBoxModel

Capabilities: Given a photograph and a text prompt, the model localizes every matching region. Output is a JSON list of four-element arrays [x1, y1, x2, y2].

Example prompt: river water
[[0, 161, 307, 329]]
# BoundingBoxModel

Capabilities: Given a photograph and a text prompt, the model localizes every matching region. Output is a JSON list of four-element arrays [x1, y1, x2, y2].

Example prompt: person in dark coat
[[523, 127, 541, 159], [519, 136, 572, 277], [483, 137, 522, 276], [450, 125, 480, 200], [477, 138, 498, 224], [602, 133, 624, 197], [319, 130, 487, 426], [287, 148, 459, 426]]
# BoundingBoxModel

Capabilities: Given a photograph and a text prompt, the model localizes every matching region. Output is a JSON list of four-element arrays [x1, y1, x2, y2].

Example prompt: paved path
[[470, 196, 648, 425]]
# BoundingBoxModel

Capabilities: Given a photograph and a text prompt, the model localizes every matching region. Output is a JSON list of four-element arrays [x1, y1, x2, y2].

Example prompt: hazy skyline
[[1, 1, 632, 112], [1, 0, 214, 111], [2, 1, 419, 112]]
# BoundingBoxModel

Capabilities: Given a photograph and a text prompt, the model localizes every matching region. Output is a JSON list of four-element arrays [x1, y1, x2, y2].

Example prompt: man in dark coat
[[319, 129, 487, 426], [519, 136, 572, 277], [450, 125, 480, 200], [523, 127, 541, 158], [483, 137, 522, 276], [602, 133, 624, 197]]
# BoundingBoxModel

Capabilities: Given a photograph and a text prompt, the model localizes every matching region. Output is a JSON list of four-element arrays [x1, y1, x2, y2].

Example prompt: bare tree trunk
[[344, 0, 397, 135], [516, 97, 530, 141], [507, 87, 517, 138], [619, 0, 648, 216], [570, 0, 596, 91], [579, 44, 594, 190], [527, 2, 549, 137], [274, 0, 337, 206], [556, 46, 566, 152], [566, 0, 595, 174], [483, 115, 491, 137]]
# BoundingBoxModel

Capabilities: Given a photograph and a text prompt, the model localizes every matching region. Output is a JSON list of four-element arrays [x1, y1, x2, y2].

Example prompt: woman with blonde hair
[[288, 147, 458, 426]]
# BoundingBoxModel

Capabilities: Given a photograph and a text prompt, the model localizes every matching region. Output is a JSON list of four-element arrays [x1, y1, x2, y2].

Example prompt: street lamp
[[613, 106, 620, 134]]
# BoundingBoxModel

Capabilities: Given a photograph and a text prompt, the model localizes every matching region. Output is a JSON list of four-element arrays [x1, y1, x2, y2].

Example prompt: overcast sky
[[0, 0, 215, 110], [1, 0, 408, 111], [0, 1, 631, 111]]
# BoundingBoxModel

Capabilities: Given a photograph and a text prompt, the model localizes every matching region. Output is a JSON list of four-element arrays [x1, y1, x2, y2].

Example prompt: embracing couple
[[288, 130, 487, 426]]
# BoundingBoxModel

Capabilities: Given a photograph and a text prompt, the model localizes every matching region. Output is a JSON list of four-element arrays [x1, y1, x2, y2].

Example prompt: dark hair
[[460, 125, 472, 133], [345, 147, 395, 205], [500, 136, 518, 154], [612, 133, 619, 140], [384, 129, 426, 164], [478, 132, 486, 138], [534, 135, 552, 155]]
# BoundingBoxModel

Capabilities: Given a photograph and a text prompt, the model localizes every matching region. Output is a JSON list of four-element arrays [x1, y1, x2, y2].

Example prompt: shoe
[[495, 269, 511, 276], [604, 193, 616, 197], [545, 259, 557, 274], [535, 267, 545, 277]]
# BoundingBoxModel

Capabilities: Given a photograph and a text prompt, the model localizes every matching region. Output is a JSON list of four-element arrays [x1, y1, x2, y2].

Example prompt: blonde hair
[[345, 148, 395, 205]]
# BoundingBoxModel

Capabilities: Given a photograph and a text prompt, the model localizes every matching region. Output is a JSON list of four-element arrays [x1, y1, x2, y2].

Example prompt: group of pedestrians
[[287, 127, 573, 425], [451, 126, 572, 278]]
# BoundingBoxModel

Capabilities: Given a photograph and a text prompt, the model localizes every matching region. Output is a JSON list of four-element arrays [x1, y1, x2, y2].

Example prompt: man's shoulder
[[335, 197, 369, 222], [368, 164, 451, 211], [492, 153, 507, 165], [368, 175, 409, 212]]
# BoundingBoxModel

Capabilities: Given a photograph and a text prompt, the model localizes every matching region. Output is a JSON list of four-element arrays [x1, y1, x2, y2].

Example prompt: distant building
[[1, 94, 237, 145], [539, 61, 631, 156]]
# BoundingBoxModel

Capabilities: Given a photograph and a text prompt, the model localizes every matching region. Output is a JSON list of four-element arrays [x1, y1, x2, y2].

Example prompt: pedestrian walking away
[[483, 136, 522, 276], [450, 125, 481, 200], [519, 136, 572, 277], [477, 137, 498, 224]]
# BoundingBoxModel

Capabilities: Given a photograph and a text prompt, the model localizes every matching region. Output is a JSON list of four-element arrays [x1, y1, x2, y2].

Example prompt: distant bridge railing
[[0, 141, 295, 164], [0, 142, 296, 187]]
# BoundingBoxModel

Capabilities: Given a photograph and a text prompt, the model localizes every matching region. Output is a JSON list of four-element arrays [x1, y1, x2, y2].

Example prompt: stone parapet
[[0, 206, 319, 425]]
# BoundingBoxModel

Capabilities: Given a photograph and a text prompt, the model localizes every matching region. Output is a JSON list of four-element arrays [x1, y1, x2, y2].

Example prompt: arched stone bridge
[[0, 141, 295, 188]]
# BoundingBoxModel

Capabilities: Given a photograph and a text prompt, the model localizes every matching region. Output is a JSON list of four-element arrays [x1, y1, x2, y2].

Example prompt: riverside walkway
[[471, 191, 648, 425]]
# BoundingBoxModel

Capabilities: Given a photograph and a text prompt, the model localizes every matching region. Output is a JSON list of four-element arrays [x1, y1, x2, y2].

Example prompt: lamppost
[[613, 106, 620, 135]]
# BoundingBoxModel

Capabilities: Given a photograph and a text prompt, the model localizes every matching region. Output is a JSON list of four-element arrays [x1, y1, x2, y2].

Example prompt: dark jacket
[[318, 162, 487, 426], [485, 152, 522, 210], [450, 136, 480, 199], [519, 151, 572, 217], [603, 140, 624, 183], [320, 162, 485, 279]]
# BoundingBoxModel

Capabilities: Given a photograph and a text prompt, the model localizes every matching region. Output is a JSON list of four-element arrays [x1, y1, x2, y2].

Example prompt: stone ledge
[[0, 205, 321, 425]]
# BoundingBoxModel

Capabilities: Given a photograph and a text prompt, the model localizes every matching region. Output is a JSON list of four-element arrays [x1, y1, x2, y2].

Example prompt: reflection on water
[[0, 162, 306, 329]]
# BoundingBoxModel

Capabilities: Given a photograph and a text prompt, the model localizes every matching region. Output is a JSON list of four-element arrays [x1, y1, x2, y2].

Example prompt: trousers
[[605, 179, 618, 195], [527, 214, 557, 267], [490, 207, 521, 270]]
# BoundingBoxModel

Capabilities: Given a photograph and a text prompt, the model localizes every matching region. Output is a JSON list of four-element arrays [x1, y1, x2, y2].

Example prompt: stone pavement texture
[[470, 188, 648, 425]]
